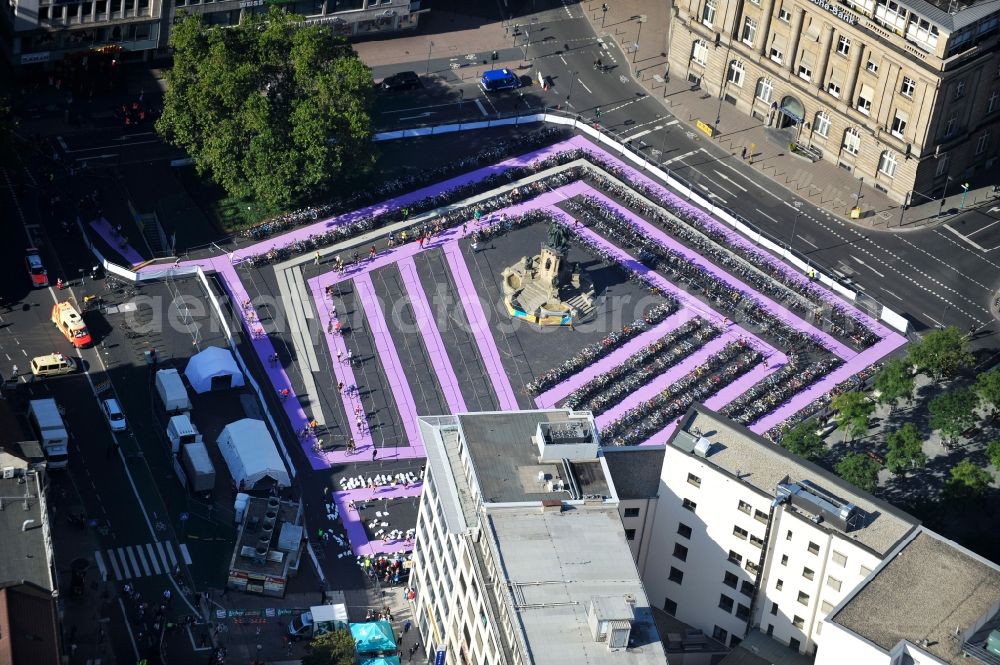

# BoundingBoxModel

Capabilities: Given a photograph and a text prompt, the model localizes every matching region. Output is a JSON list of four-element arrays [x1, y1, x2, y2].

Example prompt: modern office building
[[668, 0, 1000, 202], [819, 527, 1000, 665], [602, 445, 665, 570], [411, 410, 667, 665], [642, 404, 920, 655]]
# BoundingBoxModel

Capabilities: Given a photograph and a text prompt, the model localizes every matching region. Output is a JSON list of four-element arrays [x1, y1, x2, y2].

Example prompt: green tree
[[945, 460, 993, 499], [975, 368, 1000, 417], [928, 387, 979, 443], [835, 453, 881, 493], [780, 422, 826, 461], [906, 326, 973, 379], [873, 357, 915, 412], [156, 9, 375, 210], [301, 629, 356, 665], [885, 423, 927, 475], [831, 391, 875, 442], [988, 441, 1000, 469]]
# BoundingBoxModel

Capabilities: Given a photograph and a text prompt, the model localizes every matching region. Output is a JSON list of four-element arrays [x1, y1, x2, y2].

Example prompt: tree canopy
[[975, 368, 1000, 417], [301, 629, 356, 665], [988, 441, 1000, 470], [835, 452, 881, 493], [873, 357, 915, 410], [885, 423, 927, 475], [831, 391, 874, 442], [906, 326, 973, 379], [928, 387, 979, 443], [780, 422, 826, 461], [157, 9, 375, 209], [945, 460, 993, 500]]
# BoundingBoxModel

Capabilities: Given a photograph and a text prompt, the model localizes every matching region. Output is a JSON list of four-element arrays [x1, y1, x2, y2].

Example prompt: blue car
[[479, 68, 522, 92]]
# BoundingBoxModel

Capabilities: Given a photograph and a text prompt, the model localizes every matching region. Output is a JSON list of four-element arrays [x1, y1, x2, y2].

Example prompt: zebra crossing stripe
[[126, 547, 141, 578], [135, 545, 152, 576], [107, 549, 122, 580], [156, 542, 170, 572], [94, 551, 108, 582], [117, 548, 134, 579], [179, 543, 192, 565], [164, 541, 178, 568], [146, 543, 161, 575]]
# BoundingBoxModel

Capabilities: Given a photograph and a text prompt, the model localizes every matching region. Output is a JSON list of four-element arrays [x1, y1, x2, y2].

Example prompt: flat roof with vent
[[0, 471, 53, 592], [669, 405, 917, 556]]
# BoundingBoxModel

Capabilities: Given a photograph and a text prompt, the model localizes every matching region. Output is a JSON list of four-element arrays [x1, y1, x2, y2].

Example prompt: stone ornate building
[[668, 0, 1000, 203]]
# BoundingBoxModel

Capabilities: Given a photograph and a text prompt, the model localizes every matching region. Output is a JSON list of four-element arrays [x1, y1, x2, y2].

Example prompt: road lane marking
[[179, 543, 193, 565], [754, 208, 783, 225], [165, 541, 178, 568], [624, 126, 660, 141], [705, 150, 783, 201], [106, 549, 122, 579], [559, 55, 568, 65], [95, 551, 108, 582], [578, 80, 593, 94], [922, 311, 945, 327], [146, 543, 162, 575], [701, 180, 735, 198], [850, 254, 886, 278], [967, 218, 1000, 236], [663, 149, 698, 165], [123, 547, 138, 579], [800, 237, 819, 249], [713, 169, 748, 192], [156, 541, 170, 572], [474, 99, 488, 116], [117, 597, 139, 660], [134, 544, 152, 576], [944, 224, 987, 252]]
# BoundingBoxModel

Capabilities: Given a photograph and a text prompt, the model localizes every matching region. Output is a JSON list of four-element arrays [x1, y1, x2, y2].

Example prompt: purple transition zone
[[91, 217, 145, 267], [332, 483, 423, 557], [135, 135, 906, 548]]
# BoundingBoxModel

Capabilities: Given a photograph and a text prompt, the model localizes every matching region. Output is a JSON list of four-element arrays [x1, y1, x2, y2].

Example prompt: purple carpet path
[[353, 273, 425, 453], [441, 243, 521, 411], [332, 484, 423, 556], [397, 256, 468, 414], [534, 308, 700, 409], [581, 187, 856, 360], [566, 136, 896, 341], [90, 218, 145, 267]]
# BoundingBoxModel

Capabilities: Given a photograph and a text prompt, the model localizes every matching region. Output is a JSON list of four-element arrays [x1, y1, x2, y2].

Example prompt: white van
[[30, 353, 78, 377]]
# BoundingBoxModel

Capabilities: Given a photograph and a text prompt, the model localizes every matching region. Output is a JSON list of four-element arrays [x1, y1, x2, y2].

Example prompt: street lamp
[[787, 205, 802, 253], [632, 15, 646, 64], [601, 3, 609, 28], [425, 40, 434, 74], [939, 175, 954, 216], [960, 182, 971, 209], [522, 29, 530, 62]]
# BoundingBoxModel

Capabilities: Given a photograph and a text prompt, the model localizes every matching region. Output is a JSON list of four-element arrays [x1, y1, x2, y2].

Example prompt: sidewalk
[[583, 0, 1000, 231]]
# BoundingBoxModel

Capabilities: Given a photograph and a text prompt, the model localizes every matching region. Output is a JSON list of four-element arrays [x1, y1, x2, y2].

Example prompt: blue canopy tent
[[359, 657, 401, 665], [351, 621, 396, 654]]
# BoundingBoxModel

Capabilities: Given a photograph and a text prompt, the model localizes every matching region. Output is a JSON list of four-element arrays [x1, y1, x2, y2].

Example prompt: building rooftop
[[829, 528, 1000, 664], [672, 406, 918, 557], [0, 581, 61, 665], [0, 470, 53, 591], [602, 447, 664, 500], [488, 505, 667, 665], [229, 496, 303, 580], [717, 630, 815, 665], [456, 411, 611, 504]]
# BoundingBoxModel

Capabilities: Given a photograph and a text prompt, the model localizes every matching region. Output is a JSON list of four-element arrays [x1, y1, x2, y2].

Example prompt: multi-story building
[[642, 404, 919, 655], [668, 0, 1000, 202], [411, 410, 667, 665], [1, 0, 425, 69], [819, 527, 1000, 665], [602, 445, 665, 570]]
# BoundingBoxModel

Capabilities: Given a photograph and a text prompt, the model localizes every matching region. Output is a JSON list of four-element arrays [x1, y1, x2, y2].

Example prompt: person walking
[[372, 448, 378, 462], [314, 251, 321, 265]]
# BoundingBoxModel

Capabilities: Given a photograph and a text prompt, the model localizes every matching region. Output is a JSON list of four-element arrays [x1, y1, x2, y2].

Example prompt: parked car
[[102, 398, 127, 432], [26, 249, 49, 288], [380, 71, 422, 91], [479, 68, 522, 92]]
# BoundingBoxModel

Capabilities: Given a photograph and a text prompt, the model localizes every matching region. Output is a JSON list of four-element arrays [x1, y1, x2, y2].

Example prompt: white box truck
[[181, 441, 215, 494], [156, 368, 191, 414], [28, 398, 69, 469], [287, 592, 348, 640], [167, 413, 202, 454]]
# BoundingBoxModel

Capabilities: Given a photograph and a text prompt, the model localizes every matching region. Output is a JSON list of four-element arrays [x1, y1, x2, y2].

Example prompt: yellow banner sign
[[696, 120, 715, 137]]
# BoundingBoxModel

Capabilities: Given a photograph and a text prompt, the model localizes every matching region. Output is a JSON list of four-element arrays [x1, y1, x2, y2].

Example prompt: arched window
[[814, 111, 831, 137], [755, 77, 773, 103], [727, 60, 746, 87], [842, 127, 861, 155], [692, 39, 709, 66], [878, 150, 898, 177]]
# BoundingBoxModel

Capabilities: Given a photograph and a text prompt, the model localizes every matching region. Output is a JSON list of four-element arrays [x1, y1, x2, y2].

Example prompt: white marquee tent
[[216, 418, 290, 489], [184, 346, 245, 394]]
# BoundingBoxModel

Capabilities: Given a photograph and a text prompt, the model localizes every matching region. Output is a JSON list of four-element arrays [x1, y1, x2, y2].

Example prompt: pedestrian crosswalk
[[94, 541, 183, 582]]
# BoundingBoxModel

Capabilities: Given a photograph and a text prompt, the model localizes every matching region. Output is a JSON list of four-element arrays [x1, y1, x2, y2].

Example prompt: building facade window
[[664, 597, 678, 615], [807, 541, 820, 555], [703, 0, 718, 25], [728, 550, 743, 565], [776, 578, 784, 590], [673, 543, 689, 561], [878, 150, 898, 176], [866, 58, 879, 73], [740, 581, 755, 597], [719, 594, 735, 613], [742, 17, 758, 45], [624, 528, 637, 540], [778, 4, 791, 21], [837, 35, 851, 55], [802, 567, 815, 581], [728, 60, 746, 87], [677, 523, 693, 539], [770, 602, 779, 615], [954, 79, 967, 100], [798, 63, 812, 81], [857, 85, 873, 114], [797, 591, 810, 605], [623, 507, 640, 518], [687, 473, 702, 487], [669, 567, 684, 583], [780, 554, 788, 565], [733, 525, 749, 540], [943, 112, 958, 138], [826, 576, 843, 591], [724, 571, 739, 588], [737, 500, 752, 515], [754, 509, 769, 524], [713, 625, 729, 642], [828, 81, 841, 97], [988, 89, 1000, 114], [736, 603, 751, 621], [935, 152, 950, 177], [682, 497, 697, 511], [692, 39, 709, 66], [832, 551, 848, 567], [792, 615, 805, 628], [900, 76, 915, 97], [756, 77, 774, 103], [891, 111, 907, 138], [976, 130, 991, 155], [770, 43, 784, 64], [815, 111, 831, 137]]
